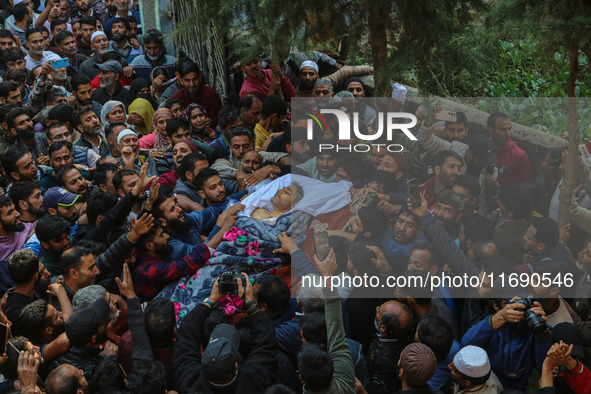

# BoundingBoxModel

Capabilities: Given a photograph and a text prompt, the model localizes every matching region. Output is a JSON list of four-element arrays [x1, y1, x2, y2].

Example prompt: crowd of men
[[0, 0, 588, 393]]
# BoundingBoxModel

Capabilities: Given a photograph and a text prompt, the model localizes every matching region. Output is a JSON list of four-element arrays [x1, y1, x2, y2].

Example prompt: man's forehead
[[300, 67, 317, 75]]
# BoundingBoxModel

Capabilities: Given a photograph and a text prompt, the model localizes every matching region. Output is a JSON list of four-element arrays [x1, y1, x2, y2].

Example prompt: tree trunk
[[367, 0, 389, 97]]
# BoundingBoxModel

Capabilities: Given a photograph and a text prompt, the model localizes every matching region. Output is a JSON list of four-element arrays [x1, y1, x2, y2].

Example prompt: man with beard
[[74, 16, 96, 58], [297, 150, 338, 183], [70, 0, 96, 20], [24, 27, 60, 71], [78, 31, 115, 81], [112, 167, 153, 219], [100, 0, 118, 33], [56, 246, 101, 307], [130, 29, 176, 82], [171, 61, 222, 128], [297, 60, 319, 97], [420, 150, 463, 207], [237, 93, 263, 131], [109, 18, 142, 63], [253, 95, 288, 150], [54, 30, 88, 78], [73, 105, 110, 157], [211, 127, 289, 186], [6, 108, 48, 164], [4, 249, 53, 332], [209, 105, 243, 161], [10, 181, 44, 222], [57, 165, 96, 202], [379, 207, 427, 272], [0, 81, 22, 105], [91, 59, 132, 108], [42, 186, 81, 226], [2, 145, 39, 183], [70, 75, 103, 118], [194, 168, 247, 208], [147, 185, 244, 260], [133, 214, 236, 301], [487, 112, 533, 187], [35, 214, 72, 276], [173, 152, 210, 209], [285, 126, 311, 166], [40, 140, 94, 190], [418, 110, 470, 169], [432, 191, 464, 241], [56, 298, 118, 379], [313, 78, 335, 109]]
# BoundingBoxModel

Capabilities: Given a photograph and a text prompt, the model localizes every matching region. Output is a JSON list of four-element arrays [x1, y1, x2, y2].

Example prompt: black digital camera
[[508, 297, 547, 335], [219, 270, 248, 295]]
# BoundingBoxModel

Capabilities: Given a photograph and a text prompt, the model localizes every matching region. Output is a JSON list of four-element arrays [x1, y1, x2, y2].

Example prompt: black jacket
[[54, 346, 102, 379], [173, 303, 276, 393], [367, 337, 407, 394]]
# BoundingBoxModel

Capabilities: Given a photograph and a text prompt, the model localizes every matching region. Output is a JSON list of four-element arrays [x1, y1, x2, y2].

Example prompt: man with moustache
[[420, 150, 463, 207], [73, 105, 110, 157], [9, 181, 44, 223], [0, 196, 35, 260], [194, 168, 247, 208], [40, 141, 93, 190], [91, 59, 132, 108], [57, 165, 95, 202], [6, 108, 48, 164], [296, 60, 319, 97]]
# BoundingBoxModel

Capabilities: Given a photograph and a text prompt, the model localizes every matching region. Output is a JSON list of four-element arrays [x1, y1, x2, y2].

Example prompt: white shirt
[[25, 51, 60, 71]]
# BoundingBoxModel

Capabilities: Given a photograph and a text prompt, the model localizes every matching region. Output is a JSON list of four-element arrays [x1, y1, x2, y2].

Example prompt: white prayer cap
[[452, 345, 491, 379], [391, 82, 407, 103], [117, 129, 136, 146], [90, 31, 107, 43], [300, 60, 319, 74]]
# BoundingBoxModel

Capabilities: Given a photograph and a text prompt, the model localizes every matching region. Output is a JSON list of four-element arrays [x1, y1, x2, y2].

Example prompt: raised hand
[[130, 213, 154, 236], [115, 263, 137, 300]]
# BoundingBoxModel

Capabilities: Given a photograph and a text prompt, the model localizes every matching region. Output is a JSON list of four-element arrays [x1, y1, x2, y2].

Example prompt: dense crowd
[[0, 0, 588, 393]]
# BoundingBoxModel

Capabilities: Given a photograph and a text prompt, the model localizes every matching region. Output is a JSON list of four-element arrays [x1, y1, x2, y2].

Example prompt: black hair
[[381, 306, 414, 341], [531, 217, 559, 250], [229, 126, 254, 143], [18, 300, 50, 342], [472, 241, 500, 267], [90, 355, 127, 392], [163, 98, 181, 110], [297, 343, 333, 391], [86, 193, 118, 225], [4, 69, 26, 85], [261, 95, 288, 119], [417, 315, 453, 363], [412, 242, 439, 268], [50, 17, 68, 32], [48, 141, 72, 158], [178, 61, 201, 78], [1, 144, 29, 176], [35, 215, 71, 243], [143, 29, 164, 45], [487, 112, 509, 129], [56, 164, 78, 187], [25, 27, 44, 41], [46, 87, 66, 106], [453, 174, 480, 200], [8, 249, 38, 285], [299, 312, 327, 344], [194, 168, 220, 191], [265, 384, 297, 394], [54, 29, 74, 46], [111, 169, 136, 192], [73, 239, 106, 256], [254, 272, 290, 314], [94, 163, 119, 187], [0, 195, 10, 210], [0, 104, 18, 123], [79, 15, 96, 27], [462, 213, 494, 243], [9, 180, 39, 212], [111, 17, 130, 30], [218, 105, 241, 130], [59, 246, 93, 275], [104, 121, 127, 140], [136, 220, 162, 253], [70, 74, 91, 92], [0, 29, 13, 40], [46, 122, 69, 139], [152, 67, 169, 80], [498, 184, 533, 220], [126, 360, 167, 394], [14, 5, 30, 23], [150, 187, 174, 220], [433, 150, 462, 168], [347, 241, 380, 276], [144, 298, 176, 346], [237, 93, 263, 111], [48, 103, 75, 123], [178, 153, 207, 181], [336, 156, 369, 183], [0, 81, 19, 101], [72, 105, 94, 131], [445, 111, 468, 128], [4, 47, 25, 63], [165, 117, 190, 138], [357, 206, 387, 238]]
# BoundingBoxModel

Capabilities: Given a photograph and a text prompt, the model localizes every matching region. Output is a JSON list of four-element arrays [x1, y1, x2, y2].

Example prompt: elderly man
[[251, 184, 303, 220], [91, 59, 133, 108], [116, 129, 158, 177], [78, 31, 112, 80]]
